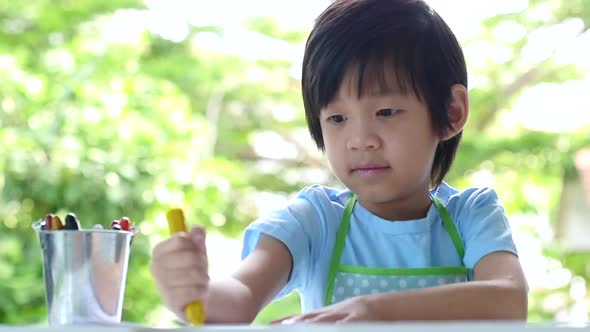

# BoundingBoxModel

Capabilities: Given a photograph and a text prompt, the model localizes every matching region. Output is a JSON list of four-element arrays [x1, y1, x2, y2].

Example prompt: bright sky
[[115, 0, 590, 133]]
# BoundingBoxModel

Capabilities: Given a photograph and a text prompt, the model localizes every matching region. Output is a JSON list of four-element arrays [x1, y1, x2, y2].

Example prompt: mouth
[[350, 165, 391, 176]]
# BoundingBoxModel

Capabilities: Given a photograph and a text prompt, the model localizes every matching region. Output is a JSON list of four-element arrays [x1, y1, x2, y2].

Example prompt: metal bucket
[[36, 229, 135, 325]]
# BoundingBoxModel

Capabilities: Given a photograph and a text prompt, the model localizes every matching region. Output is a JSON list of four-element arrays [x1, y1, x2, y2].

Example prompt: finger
[[156, 267, 210, 288], [281, 311, 321, 324], [150, 251, 206, 280], [189, 225, 206, 237], [276, 316, 300, 325], [150, 250, 208, 286], [189, 226, 207, 253], [150, 252, 208, 292], [307, 312, 345, 323], [155, 250, 208, 270], [152, 233, 197, 256], [271, 315, 296, 324], [337, 315, 358, 323], [162, 286, 209, 316]]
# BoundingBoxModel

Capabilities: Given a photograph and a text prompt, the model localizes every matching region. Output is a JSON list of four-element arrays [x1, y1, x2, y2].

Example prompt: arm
[[204, 234, 292, 323], [280, 251, 527, 323], [365, 251, 528, 321]]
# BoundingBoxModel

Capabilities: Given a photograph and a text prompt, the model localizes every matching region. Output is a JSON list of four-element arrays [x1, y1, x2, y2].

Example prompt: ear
[[440, 84, 469, 141]]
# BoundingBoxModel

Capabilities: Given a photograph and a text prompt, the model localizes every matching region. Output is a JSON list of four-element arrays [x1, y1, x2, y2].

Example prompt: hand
[[150, 226, 209, 321], [273, 296, 377, 324]]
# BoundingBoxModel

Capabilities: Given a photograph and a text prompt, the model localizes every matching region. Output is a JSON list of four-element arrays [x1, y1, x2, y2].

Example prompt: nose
[[346, 121, 381, 151]]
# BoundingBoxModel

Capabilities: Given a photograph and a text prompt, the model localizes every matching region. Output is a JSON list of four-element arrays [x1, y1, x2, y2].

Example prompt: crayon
[[165, 208, 205, 325], [119, 217, 130, 231], [50, 215, 64, 230], [64, 213, 81, 230], [42, 214, 52, 230]]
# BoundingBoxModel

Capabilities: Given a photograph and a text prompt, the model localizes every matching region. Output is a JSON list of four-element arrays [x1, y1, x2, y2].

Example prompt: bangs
[[311, 38, 428, 112], [339, 52, 424, 100]]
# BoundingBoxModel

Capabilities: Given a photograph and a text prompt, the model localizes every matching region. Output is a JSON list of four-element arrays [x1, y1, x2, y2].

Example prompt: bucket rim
[[36, 229, 135, 236]]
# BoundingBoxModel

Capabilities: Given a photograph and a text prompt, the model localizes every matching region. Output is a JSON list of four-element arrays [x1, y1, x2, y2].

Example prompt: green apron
[[325, 194, 468, 305]]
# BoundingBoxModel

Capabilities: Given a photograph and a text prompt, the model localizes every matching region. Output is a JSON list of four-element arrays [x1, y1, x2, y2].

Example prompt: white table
[[1, 322, 589, 331]]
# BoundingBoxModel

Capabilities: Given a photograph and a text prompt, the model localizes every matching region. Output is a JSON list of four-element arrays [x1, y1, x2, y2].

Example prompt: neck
[[356, 190, 432, 221]]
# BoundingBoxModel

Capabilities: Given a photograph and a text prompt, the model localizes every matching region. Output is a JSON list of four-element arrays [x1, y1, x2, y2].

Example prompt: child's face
[[320, 73, 439, 218]]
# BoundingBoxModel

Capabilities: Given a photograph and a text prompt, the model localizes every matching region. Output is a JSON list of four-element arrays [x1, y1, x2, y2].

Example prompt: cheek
[[321, 126, 341, 152], [323, 145, 338, 166], [323, 143, 346, 174], [390, 129, 438, 164]]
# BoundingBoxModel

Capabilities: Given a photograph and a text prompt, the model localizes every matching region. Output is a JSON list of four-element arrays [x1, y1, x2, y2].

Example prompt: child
[[150, 0, 528, 323]]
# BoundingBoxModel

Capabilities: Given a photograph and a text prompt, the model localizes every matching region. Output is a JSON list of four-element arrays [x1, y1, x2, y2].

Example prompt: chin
[[350, 187, 399, 203]]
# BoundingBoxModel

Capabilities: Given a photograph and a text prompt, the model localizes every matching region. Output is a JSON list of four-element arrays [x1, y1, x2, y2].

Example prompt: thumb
[[189, 226, 207, 253]]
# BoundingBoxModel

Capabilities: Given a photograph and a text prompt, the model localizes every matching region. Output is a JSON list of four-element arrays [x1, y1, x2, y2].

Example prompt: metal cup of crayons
[[32, 213, 138, 326]]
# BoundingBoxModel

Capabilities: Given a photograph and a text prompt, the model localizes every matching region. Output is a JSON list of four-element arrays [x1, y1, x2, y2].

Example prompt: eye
[[326, 114, 347, 124], [376, 108, 399, 117]]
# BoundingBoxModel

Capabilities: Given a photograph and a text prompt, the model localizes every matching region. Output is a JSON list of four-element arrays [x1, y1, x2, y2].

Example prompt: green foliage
[[0, 0, 589, 326], [243, 17, 308, 44]]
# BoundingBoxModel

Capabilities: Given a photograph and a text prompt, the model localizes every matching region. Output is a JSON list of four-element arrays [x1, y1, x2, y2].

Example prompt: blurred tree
[[0, 0, 589, 326]]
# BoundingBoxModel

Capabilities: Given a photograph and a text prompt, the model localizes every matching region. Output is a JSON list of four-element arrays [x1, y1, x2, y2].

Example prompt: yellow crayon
[[166, 208, 206, 325]]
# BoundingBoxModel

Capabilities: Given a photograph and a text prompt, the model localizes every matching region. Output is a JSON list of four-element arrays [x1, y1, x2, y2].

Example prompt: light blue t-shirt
[[242, 182, 517, 313]]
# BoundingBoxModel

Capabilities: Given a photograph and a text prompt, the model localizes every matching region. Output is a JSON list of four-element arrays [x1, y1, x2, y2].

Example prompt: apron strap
[[324, 194, 356, 306], [432, 196, 465, 260]]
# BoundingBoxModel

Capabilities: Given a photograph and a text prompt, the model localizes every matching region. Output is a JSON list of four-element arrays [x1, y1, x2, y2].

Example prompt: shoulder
[[248, 184, 349, 232], [436, 183, 512, 240], [295, 184, 350, 209], [279, 185, 350, 228], [435, 182, 510, 232], [435, 182, 503, 213], [435, 184, 518, 269]]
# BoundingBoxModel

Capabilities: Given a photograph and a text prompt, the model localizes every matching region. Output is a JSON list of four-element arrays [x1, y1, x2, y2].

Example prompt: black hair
[[302, 0, 467, 187]]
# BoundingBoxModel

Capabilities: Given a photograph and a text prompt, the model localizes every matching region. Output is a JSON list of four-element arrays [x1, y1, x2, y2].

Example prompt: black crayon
[[64, 213, 81, 230]]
